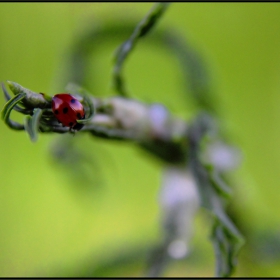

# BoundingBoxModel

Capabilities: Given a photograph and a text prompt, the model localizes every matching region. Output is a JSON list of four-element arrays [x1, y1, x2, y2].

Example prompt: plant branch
[[113, 2, 170, 97]]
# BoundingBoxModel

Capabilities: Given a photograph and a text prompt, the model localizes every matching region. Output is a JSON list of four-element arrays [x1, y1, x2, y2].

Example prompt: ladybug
[[52, 93, 85, 131]]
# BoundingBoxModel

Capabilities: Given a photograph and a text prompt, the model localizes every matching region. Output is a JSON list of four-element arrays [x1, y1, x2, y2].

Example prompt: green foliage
[[188, 113, 244, 277]]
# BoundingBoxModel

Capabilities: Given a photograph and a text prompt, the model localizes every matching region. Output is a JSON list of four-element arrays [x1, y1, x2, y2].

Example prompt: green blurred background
[[0, 3, 280, 277]]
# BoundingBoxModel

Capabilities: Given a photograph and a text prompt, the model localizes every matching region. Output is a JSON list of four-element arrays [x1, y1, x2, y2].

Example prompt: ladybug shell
[[52, 93, 85, 131]]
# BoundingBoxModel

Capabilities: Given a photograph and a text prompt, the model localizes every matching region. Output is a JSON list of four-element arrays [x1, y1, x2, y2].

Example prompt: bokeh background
[[0, 3, 280, 277]]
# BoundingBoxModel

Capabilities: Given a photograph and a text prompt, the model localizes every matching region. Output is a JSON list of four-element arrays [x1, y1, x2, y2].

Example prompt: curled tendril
[[1, 89, 26, 130], [77, 94, 95, 124], [25, 108, 44, 142], [2, 83, 33, 115]]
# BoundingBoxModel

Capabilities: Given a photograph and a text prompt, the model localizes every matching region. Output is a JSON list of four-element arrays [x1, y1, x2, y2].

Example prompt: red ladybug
[[52, 93, 85, 131]]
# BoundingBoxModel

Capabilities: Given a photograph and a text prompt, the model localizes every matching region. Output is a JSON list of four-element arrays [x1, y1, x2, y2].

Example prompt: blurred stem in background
[[0, 3, 244, 277], [66, 3, 244, 276]]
